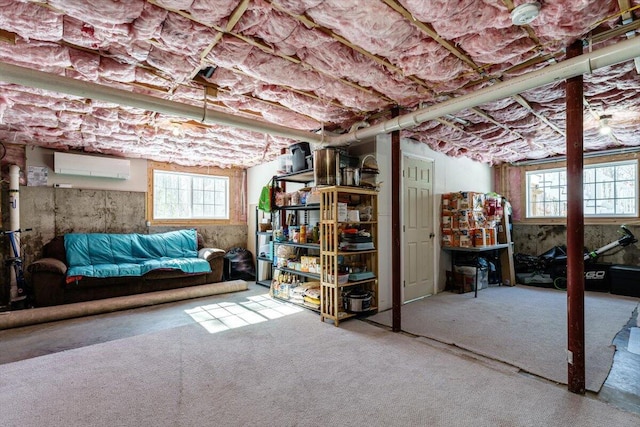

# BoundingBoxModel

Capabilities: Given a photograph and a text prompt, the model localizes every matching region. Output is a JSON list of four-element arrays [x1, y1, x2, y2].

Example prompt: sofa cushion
[[69, 263, 144, 278], [65, 229, 211, 279]]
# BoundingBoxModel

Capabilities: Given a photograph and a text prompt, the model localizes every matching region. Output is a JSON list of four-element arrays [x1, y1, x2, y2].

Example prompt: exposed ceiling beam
[[192, 75, 323, 127], [329, 35, 640, 146], [268, 0, 436, 96], [388, 0, 566, 143], [381, 0, 484, 73], [4, 17, 640, 153], [0, 29, 16, 44], [150, 0, 395, 113], [434, 117, 520, 157], [617, 0, 640, 73]]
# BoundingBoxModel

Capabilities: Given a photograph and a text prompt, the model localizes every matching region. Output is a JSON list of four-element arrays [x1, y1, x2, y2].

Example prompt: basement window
[[526, 160, 637, 218], [153, 170, 229, 220]]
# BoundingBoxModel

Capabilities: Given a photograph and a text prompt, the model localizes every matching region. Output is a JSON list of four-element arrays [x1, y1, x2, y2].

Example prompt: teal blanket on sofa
[[65, 229, 211, 278]]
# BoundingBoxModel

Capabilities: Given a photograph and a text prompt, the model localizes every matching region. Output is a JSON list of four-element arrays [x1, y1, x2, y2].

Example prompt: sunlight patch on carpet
[[184, 294, 303, 333]]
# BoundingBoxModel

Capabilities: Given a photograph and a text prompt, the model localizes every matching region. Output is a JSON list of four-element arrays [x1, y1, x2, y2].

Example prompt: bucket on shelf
[[290, 142, 311, 172], [314, 147, 341, 185]]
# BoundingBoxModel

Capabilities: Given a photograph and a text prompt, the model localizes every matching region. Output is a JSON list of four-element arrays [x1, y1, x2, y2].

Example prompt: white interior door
[[403, 155, 435, 302]]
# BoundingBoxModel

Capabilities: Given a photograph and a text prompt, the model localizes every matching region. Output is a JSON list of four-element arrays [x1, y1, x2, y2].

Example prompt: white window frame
[[153, 170, 229, 220], [526, 160, 638, 219]]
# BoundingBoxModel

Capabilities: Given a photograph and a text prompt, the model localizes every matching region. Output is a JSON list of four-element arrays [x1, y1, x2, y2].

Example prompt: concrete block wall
[[512, 223, 640, 266], [1, 186, 247, 304]]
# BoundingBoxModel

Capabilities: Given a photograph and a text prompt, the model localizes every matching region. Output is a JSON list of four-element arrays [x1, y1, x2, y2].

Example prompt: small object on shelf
[[259, 222, 271, 232], [360, 154, 379, 188], [290, 142, 311, 172], [343, 288, 373, 313], [328, 273, 350, 285], [339, 241, 375, 251], [348, 271, 376, 281]]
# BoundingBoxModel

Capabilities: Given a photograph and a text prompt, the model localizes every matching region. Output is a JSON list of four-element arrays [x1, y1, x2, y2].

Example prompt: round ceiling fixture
[[511, 2, 541, 26]]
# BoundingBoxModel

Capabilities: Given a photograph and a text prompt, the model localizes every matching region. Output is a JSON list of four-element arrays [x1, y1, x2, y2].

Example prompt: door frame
[[401, 152, 437, 303]]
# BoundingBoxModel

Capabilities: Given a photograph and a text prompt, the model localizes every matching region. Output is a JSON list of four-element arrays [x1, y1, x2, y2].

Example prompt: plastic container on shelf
[[328, 273, 349, 285]]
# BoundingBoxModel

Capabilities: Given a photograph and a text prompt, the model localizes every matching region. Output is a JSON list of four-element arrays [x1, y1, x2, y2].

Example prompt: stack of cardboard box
[[441, 191, 504, 248]]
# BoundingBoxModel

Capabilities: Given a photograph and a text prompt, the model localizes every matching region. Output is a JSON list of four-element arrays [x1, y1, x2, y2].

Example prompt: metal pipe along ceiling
[[1, 36, 640, 148], [0, 62, 324, 145], [329, 35, 640, 146]]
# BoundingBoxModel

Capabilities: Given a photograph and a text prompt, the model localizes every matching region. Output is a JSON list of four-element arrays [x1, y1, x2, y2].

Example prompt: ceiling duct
[[0, 62, 323, 145], [329, 35, 640, 146]]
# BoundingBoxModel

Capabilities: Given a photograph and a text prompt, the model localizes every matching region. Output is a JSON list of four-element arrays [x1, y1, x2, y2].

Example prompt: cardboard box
[[457, 191, 485, 211], [473, 228, 491, 247], [459, 229, 473, 248], [441, 215, 453, 230], [454, 265, 489, 291], [441, 229, 454, 247]]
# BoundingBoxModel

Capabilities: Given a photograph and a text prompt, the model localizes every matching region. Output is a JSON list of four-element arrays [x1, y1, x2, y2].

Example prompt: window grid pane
[[154, 171, 229, 220], [527, 169, 566, 218], [526, 161, 637, 218]]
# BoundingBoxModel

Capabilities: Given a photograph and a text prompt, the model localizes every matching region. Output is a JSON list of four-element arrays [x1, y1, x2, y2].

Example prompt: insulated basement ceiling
[[1, 1, 640, 168]]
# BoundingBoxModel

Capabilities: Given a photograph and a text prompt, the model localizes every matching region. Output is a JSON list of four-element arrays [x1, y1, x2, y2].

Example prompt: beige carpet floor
[[1, 293, 639, 427], [369, 285, 640, 392]]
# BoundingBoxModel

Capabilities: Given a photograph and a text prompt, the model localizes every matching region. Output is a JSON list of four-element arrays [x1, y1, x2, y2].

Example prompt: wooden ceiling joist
[[383, 0, 567, 143], [150, 0, 394, 117], [0, 29, 16, 44]]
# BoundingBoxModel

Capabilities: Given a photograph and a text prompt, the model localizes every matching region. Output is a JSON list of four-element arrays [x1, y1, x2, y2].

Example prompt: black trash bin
[[223, 247, 256, 281], [609, 265, 640, 297]]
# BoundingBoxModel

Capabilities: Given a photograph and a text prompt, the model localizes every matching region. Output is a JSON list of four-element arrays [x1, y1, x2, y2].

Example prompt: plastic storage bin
[[609, 265, 640, 297], [584, 262, 612, 292]]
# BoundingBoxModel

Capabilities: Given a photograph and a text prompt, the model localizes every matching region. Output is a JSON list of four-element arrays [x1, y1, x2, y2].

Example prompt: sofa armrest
[[198, 247, 226, 262], [199, 248, 225, 283], [27, 258, 68, 276]]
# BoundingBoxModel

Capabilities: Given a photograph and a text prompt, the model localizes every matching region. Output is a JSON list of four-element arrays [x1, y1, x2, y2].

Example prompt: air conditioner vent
[[54, 152, 130, 179]]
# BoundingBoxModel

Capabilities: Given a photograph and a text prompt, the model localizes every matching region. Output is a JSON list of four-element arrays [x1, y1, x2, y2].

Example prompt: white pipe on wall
[[8, 164, 20, 302]]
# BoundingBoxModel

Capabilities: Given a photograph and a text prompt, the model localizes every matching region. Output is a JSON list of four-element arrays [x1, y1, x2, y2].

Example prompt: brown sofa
[[27, 234, 226, 307]]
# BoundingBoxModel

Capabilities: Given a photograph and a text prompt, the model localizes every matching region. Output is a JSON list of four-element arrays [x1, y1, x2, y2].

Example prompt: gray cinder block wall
[[1, 186, 247, 304], [512, 223, 640, 266]]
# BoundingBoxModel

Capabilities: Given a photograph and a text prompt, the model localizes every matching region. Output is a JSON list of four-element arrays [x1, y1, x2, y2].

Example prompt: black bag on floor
[[223, 247, 255, 281]]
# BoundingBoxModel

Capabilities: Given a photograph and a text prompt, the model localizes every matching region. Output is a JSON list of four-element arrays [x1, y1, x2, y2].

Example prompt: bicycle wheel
[[553, 276, 567, 291]]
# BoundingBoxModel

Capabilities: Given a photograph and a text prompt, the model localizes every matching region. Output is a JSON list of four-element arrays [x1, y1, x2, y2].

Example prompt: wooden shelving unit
[[319, 186, 378, 326]]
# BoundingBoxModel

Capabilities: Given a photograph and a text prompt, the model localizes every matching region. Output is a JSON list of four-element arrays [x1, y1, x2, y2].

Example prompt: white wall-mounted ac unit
[[54, 152, 131, 179]]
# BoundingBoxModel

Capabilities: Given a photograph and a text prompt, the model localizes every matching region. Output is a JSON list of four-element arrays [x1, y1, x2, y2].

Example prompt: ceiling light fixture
[[599, 114, 612, 135], [511, 2, 541, 26]]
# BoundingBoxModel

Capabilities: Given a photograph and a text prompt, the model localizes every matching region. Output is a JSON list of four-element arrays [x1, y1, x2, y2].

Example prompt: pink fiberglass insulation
[[0, 0, 638, 167]]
